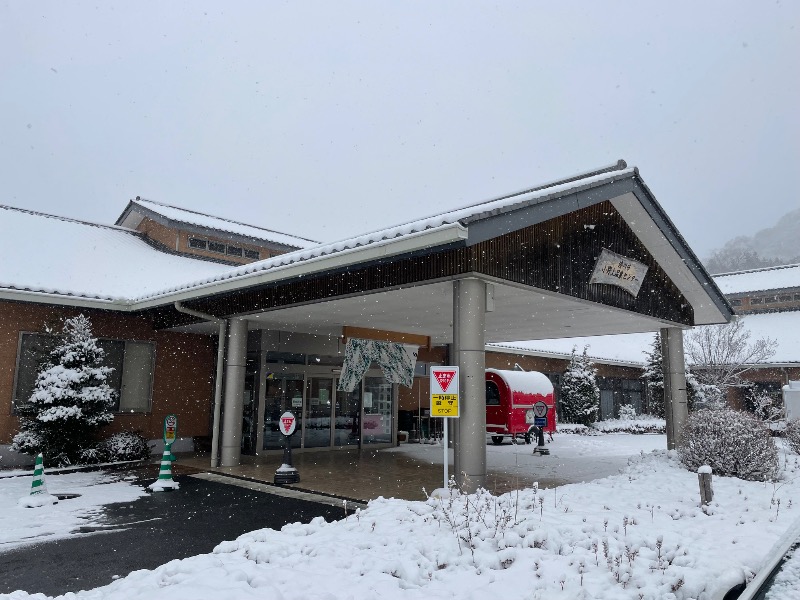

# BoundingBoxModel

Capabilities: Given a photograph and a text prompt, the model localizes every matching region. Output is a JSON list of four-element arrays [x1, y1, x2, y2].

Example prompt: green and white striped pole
[[148, 443, 179, 491], [30, 453, 48, 496]]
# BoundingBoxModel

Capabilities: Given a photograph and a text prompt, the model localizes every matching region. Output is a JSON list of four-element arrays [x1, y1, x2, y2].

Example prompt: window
[[750, 297, 764, 305], [188, 237, 207, 250], [765, 295, 778, 304], [779, 294, 792, 302], [244, 249, 260, 260], [14, 333, 155, 413], [208, 241, 225, 254], [226, 245, 243, 257], [729, 298, 742, 306], [485, 381, 501, 406]]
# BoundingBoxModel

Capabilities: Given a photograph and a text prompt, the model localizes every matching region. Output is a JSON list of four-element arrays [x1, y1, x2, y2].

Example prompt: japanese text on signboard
[[589, 248, 649, 297]]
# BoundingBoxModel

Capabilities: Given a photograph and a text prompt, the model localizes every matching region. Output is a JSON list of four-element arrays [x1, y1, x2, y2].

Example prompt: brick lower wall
[[0, 300, 215, 444]]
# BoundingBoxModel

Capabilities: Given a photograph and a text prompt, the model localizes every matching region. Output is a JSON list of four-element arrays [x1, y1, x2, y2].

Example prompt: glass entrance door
[[334, 387, 361, 447], [263, 374, 304, 450], [362, 377, 393, 445], [304, 378, 334, 448]]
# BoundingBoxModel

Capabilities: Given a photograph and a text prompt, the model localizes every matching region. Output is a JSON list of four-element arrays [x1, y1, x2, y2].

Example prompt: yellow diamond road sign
[[430, 367, 459, 418]]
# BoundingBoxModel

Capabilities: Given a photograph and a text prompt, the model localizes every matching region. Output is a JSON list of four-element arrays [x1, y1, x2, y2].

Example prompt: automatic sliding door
[[362, 377, 392, 445], [263, 375, 304, 450], [304, 378, 334, 448], [334, 387, 360, 447]]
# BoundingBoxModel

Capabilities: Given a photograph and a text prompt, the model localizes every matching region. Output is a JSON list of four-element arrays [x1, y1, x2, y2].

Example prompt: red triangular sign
[[434, 370, 456, 392]]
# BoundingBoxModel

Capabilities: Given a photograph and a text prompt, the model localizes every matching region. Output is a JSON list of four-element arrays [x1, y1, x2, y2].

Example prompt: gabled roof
[[132, 161, 732, 329], [116, 197, 319, 250], [714, 263, 800, 295], [0, 204, 230, 304]]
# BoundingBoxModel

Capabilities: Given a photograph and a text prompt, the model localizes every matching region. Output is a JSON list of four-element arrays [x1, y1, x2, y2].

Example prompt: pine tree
[[560, 346, 600, 426], [12, 315, 115, 466], [642, 332, 665, 418]]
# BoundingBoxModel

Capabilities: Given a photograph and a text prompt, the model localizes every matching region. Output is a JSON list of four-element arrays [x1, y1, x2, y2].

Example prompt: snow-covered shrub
[[100, 431, 151, 462], [560, 347, 599, 426], [556, 423, 592, 435], [784, 419, 800, 455], [591, 418, 666, 435], [745, 388, 784, 423], [679, 407, 778, 481], [11, 314, 115, 467], [618, 404, 637, 421]]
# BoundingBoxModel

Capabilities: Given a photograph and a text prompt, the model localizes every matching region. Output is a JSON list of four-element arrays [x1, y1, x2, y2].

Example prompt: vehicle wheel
[[491, 435, 504, 445]]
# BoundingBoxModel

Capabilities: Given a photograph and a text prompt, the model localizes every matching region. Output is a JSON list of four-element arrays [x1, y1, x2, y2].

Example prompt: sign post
[[531, 402, 550, 455], [430, 367, 460, 489], [274, 411, 300, 484]]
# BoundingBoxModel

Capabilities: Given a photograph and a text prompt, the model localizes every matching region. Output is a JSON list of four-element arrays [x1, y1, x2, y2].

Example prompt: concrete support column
[[661, 327, 689, 450], [220, 318, 248, 467], [453, 278, 487, 493]]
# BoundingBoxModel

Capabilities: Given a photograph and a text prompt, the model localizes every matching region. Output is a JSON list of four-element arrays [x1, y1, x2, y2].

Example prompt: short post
[[698, 465, 713, 505], [30, 453, 48, 495], [274, 411, 300, 484]]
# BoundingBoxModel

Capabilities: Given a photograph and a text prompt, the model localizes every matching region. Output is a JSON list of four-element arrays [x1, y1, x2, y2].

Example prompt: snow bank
[[7, 447, 800, 599]]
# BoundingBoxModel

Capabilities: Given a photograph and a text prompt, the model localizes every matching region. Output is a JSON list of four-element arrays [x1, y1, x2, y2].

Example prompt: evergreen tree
[[12, 315, 115, 466], [560, 346, 600, 426], [642, 332, 665, 418]]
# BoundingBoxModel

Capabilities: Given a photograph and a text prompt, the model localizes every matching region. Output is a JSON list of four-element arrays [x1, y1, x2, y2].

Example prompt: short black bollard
[[274, 411, 300, 484]]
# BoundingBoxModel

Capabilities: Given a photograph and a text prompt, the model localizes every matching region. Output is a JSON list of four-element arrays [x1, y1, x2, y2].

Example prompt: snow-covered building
[[0, 161, 734, 484]]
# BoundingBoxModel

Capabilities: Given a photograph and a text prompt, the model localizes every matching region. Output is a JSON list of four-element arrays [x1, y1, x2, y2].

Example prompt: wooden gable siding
[[472, 201, 692, 325]]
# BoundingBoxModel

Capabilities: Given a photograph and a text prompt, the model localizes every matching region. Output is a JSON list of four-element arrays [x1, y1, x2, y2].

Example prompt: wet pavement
[[0, 470, 346, 596]]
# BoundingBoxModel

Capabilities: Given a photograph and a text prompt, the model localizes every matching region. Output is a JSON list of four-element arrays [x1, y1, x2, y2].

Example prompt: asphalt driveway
[[0, 471, 348, 596]]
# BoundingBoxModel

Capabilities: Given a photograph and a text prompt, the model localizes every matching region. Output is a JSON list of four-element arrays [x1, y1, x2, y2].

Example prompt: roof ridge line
[[0, 204, 138, 234], [132, 197, 320, 244], [714, 262, 800, 277]]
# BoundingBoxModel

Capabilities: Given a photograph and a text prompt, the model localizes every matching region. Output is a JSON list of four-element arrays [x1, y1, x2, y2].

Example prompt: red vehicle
[[485, 369, 556, 445]]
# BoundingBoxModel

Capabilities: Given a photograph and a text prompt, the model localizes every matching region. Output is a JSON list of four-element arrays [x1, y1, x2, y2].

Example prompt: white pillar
[[661, 327, 689, 450], [220, 318, 248, 467], [453, 278, 487, 493]]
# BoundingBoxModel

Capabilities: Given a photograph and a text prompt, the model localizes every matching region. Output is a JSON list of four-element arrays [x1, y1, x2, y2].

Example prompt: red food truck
[[485, 369, 556, 445]]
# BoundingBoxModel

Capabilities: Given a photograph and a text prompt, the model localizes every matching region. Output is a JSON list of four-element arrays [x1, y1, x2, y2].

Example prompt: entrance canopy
[[144, 161, 732, 339]]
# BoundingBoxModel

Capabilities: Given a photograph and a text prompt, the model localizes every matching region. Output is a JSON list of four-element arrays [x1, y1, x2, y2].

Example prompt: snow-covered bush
[[679, 407, 778, 481], [618, 404, 637, 421], [592, 418, 666, 435], [560, 347, 599, 426], [784, 419, 800, 455], [11, 315, 115, 467], [99, 431, 151, 462]]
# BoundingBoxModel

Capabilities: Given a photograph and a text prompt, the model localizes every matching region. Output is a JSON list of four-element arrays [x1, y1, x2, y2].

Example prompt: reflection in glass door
[[362, 377, 393, 445], [304, 378, 334, 448], [263, 374, 304, 450], [334, 387, 360, 447]]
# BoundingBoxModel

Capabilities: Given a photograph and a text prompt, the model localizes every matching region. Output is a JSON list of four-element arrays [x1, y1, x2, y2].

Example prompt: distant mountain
[[704, 208, 800, 274]]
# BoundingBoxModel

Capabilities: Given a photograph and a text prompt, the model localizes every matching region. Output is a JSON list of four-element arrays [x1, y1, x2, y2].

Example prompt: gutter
[[173, 302, 227, 468]]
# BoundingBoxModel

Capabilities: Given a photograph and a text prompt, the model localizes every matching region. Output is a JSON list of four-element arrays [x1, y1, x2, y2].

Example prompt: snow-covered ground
[[392, 431, 667, 485], [3, 435, 800, 599], [0, 471, 147, 552]]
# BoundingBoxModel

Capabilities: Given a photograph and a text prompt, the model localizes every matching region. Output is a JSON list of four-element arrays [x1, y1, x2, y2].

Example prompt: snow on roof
[[130, 198, 319, 249], [0, 205, 231, 302], [493, 310, 800, 366], [490, 332, 654, 366], [713, 263, 800, 295], [135, 166, 638, 302]]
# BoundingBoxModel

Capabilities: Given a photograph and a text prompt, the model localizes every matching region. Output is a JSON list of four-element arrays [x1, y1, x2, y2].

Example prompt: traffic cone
[[30, 453, 48, 495], [148, 443, 180, 492]]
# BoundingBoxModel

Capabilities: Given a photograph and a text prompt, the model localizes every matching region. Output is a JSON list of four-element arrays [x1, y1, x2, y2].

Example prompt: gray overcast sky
[[1, 1, 797, 258]]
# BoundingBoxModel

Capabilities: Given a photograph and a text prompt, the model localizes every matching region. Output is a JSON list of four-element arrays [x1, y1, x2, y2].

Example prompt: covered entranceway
[[148, 161, 732, 492]]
